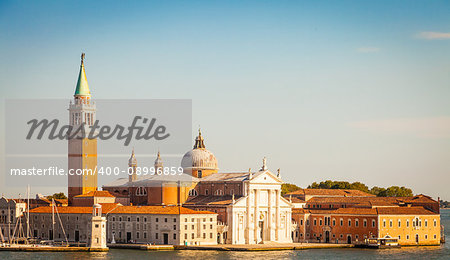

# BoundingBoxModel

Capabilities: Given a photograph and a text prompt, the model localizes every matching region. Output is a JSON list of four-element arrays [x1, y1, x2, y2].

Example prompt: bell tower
[[128, 148, 137, 183], [68, 53, 98, 205]]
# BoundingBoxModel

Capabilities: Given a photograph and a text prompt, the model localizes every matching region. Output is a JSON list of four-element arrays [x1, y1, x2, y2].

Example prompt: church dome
[[181, 129, 218, 173]]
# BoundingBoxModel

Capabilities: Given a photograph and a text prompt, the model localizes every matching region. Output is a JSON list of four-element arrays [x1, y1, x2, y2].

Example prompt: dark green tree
[[47, 192, 67, 200], [281, 183, 301, 195]]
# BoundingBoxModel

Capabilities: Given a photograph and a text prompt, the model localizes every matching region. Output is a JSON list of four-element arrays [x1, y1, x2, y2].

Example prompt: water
[[2, 209, 449, 259]]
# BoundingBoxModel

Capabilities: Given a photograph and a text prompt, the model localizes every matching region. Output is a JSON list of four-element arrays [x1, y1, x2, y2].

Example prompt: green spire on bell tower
[[74, 53, 91, 97]]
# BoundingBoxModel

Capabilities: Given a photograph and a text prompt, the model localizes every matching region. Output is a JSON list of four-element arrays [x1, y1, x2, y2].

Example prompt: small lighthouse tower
[[90, 204, 107, 249]]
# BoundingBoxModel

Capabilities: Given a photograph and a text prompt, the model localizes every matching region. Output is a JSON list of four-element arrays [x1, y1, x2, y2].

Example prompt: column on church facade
[[275, 189, 280, 241], [254, 188, 259, 243], [246, 184, 251, 244], [268, 189, 272, 241]]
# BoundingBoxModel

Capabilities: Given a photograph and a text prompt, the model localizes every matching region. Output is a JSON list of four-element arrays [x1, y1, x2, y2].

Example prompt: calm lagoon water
[[2, 209, 449, 259]]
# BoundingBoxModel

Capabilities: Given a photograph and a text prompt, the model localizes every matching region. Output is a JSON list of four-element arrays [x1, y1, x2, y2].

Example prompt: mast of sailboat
[[7, 203, 10, 244], [0, 222, 4, 243], [52, 198, 55, 242], [26, 185, 30, 240], [54, 204, 68, 245]]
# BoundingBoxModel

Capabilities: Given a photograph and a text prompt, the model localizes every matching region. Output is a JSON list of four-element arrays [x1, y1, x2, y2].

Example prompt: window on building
[[406, 235, 409, 240], [363, 219, 367, 227], [398, 220, 401, 227], [434, 235, 437, 239], [137, 232, 140, 239], [389, 220, 393, 228], [165, 218, 168, 223], [300, 219, 303, 225], [173, 218, 177, 222], [156, 233, 158, 239], [210, 233, 213, 239], [189, 189, 198, 196], [333, 219, 336, 226], [174, 225, 176, 230], [348, 219, 351, 227], [210, 224, 213, 229], [144, 232, 147, 239], [407, 220, 409, 227], [136, 187, 147, 196], [398, 235, 400, 240], [355, 219, 359, 227], [185, 234, 188, 240], [203, 233, 206, 239], [319, 219, 322, 226], [383, 220, 386, 227], [156, 218, 159, 222], [137, 217, 140, 222], [185, 225, 188, 230], [128, 217, 131, 222], [205, 189, 209, 195], [425, 220, 428, 227], [434, 219, 437, 227], [314, 219, 317, 226], [425, 235, 428, 240], [174, 233, 176, 239], [306, 220, 310, 226], [340, 219, 343, 226], [192, 233, 194, 239]]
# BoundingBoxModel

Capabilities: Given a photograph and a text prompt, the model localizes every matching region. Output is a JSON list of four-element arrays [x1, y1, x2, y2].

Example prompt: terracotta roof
[[292, 206, 436, 216], [293, 208, 307, 214], [184, 195, 239, 206], [54, 199, 68, 204], [376, 207, 437, 215], [287, 188, 375, 197], [289, 197, 306, 203], [74, 191, 115, 198], [29, 203, 121, 214], [29, 204, 216, 215], [107, 191, 129, 198], [306, 195, 437, 208], [307, 208, 378, 215], [200, 172, 251, 182]]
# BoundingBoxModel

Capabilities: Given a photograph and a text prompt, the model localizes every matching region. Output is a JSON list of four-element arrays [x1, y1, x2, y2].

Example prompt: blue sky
[[0, 1, 449, 199]]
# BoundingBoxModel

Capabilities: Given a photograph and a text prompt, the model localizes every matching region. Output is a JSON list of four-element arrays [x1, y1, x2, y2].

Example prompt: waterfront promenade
[[108, 242, 354, 251]]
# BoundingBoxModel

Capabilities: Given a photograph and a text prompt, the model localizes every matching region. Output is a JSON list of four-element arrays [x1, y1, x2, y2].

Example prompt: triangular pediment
[[250, 170, 283, 184]]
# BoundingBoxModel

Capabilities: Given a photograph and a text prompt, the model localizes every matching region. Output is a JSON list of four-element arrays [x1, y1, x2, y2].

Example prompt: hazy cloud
[[348, 116, 450, 139], [356, 47, 380, 53], [416, 31, 450, 40]]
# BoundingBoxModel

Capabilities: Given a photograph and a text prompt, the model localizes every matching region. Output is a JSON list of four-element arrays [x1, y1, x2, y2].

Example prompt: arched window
[[189, 189, 198, 197], [136, 187, 147, 196]]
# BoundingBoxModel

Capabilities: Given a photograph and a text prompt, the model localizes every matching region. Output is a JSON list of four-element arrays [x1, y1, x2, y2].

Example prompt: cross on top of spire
[[193, 128, 206, 149], [81, 53, 85, 65]]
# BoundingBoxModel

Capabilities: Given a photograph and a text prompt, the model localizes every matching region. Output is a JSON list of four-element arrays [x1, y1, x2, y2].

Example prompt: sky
[[0, 1, 449, 200]]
